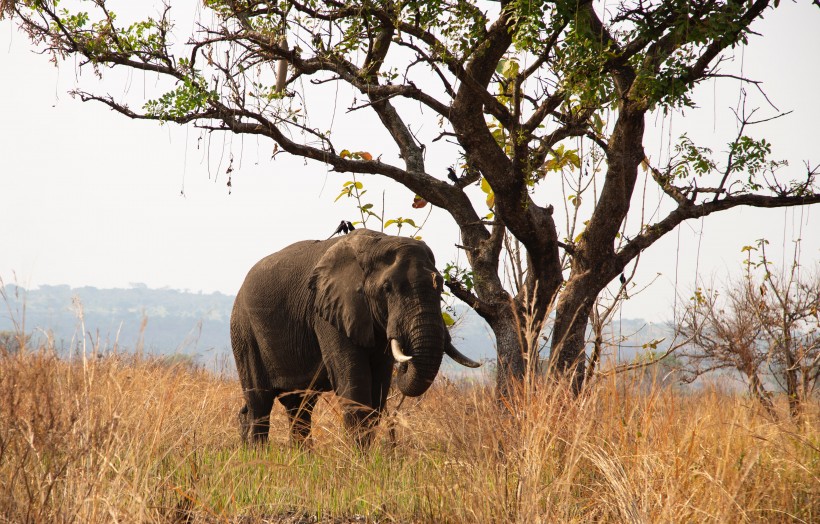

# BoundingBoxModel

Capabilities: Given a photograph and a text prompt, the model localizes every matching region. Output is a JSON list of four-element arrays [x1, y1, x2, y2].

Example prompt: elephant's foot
[[241, 410, 271, 445], [250, 420, 271, 444], [240, 389, 275, 445], [239, 405, 271, 444]]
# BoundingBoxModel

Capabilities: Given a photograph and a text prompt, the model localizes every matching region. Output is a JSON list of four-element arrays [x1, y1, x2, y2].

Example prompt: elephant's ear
[[311, 240, 375, 347]]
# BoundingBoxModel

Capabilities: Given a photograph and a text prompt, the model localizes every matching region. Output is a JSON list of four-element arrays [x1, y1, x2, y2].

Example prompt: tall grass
[[1, 343, 817, 523]]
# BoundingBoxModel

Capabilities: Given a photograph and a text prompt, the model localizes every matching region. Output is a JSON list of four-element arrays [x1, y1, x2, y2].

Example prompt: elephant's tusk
[[445, 341, 481, 368], [391, 339, 413, 363]]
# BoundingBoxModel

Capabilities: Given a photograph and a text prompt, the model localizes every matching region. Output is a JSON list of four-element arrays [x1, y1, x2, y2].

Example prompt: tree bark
[[749, 370, 778, 420], [487, 307, 527, 400], [783, 345, 801, 419], [550, 278, 596, 393]]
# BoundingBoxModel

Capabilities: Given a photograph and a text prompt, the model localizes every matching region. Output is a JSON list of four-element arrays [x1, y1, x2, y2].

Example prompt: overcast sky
[[1, 2, 818, 323]]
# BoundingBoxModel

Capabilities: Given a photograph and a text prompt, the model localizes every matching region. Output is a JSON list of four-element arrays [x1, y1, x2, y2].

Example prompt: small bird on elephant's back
[[231, 228, 480, 448], [327, 219, 355, 239]]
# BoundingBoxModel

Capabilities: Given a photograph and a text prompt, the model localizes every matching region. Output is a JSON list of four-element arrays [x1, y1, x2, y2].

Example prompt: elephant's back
[[232, 239, 334, 389], [239, 238, 338, 299], [246, 239, 324, 281]]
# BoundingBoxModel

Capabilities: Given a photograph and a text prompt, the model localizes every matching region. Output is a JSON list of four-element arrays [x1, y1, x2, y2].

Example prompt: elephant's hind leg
[[243, 388, 275, 444], [232, 304, 278, 444], [279, 391, 319, 448]]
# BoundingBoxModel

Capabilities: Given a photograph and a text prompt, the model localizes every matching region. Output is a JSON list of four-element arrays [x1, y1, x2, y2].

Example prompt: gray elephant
[[231, 228, 479, 446]]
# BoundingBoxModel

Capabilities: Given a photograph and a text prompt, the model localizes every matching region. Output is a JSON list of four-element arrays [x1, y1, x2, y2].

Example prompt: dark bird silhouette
[[619, 273, 629, 299], [327, 220, 352, 239], [447, 167, 459, 184]]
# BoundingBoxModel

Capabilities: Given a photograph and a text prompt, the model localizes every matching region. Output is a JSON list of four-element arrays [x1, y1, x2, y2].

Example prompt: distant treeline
[[1, 284, 234, 359], [1, 283, 669, 370]]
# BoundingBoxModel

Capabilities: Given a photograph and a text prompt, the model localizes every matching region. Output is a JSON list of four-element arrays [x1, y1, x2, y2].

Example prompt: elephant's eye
[[382, 281, 393, 293]]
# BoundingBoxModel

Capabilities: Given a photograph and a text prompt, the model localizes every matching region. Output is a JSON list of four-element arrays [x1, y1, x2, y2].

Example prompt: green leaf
[[441, 311, 455, 327]]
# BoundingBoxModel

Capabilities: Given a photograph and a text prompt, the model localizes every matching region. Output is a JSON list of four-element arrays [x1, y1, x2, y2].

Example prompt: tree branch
[[616, 191, 820, 269]]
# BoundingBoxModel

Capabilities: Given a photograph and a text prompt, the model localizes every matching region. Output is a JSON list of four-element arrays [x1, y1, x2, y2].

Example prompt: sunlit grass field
[[1, 344, 817, 523]]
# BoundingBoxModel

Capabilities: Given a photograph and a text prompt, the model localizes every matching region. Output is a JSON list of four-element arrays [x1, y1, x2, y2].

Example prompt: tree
[[677, 240, 820, 420], [5, 0, 820, 396]]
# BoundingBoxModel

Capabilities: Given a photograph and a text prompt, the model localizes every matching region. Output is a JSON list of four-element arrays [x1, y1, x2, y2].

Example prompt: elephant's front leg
[[279, 391, 319, 448], [314, 318, 378, 448]]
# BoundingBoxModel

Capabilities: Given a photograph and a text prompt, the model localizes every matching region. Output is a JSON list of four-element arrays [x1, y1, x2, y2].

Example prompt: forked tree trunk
[[473, 270, 601, 398], [485, 287, 598, 398]]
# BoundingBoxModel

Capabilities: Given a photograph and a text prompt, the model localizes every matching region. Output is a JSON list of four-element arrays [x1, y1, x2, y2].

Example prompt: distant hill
[[1, 284, 673, 375], [1, 284, 233, 365]]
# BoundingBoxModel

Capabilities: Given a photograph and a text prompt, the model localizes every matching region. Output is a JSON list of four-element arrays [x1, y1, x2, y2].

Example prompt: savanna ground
[[1, 343, 817, 523]]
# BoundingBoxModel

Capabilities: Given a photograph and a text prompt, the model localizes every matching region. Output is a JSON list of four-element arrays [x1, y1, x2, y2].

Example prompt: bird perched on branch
[[619, 273, 629, 299], [447, 167, 459, 184], [327, 220, 355, 239]]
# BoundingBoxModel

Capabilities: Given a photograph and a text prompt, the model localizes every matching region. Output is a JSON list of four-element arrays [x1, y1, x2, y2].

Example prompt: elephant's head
[[311, 229, 478, 397]]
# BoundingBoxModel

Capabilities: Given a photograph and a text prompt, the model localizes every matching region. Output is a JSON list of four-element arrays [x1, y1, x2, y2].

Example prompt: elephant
[[230, 228, 479, 447]]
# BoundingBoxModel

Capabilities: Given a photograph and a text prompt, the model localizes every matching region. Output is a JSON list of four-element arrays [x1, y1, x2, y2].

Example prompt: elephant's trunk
[[393, 319, 444, 397]]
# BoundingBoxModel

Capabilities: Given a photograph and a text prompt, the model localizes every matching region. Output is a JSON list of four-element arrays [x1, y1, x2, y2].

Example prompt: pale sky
[[1, 2, 818, 323]]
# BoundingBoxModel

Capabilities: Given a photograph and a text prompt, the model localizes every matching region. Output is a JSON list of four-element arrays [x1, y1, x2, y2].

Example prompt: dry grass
[[1, 344, 817, 523]]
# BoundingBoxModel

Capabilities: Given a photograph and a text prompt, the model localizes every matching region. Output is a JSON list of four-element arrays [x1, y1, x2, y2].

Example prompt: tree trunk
[[783, 348, 801, 420], [586, 308, 605, 383], [749, 370, 778, 420], [778, 323, 801, 420], [550, 278, 597, 394], [740, 352, 778, 420], [487, 305, 527, 400]]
